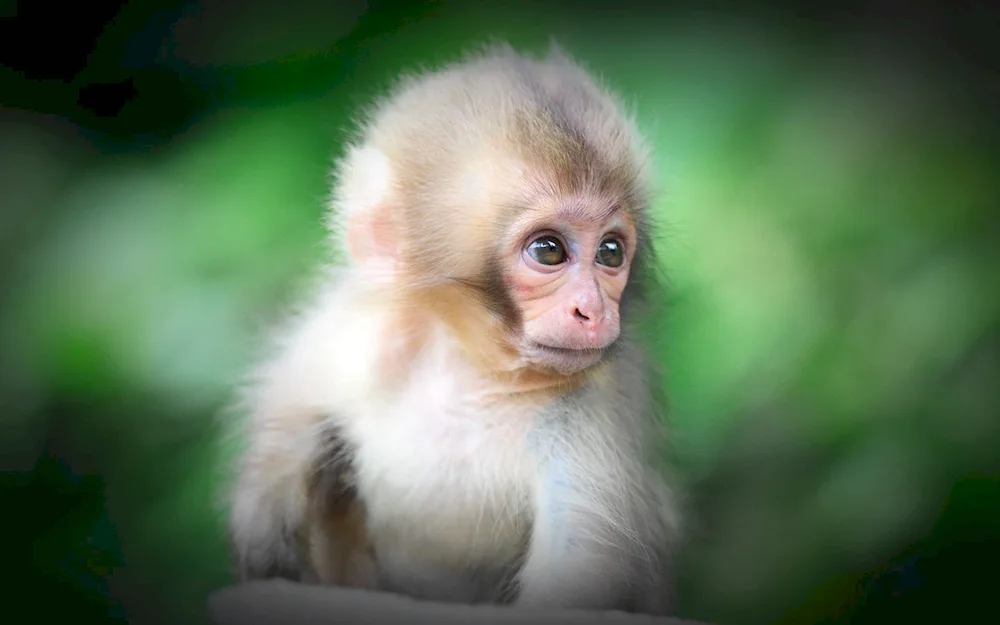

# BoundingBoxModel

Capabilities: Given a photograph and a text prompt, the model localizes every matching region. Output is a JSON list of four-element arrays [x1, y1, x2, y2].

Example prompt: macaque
[[223, 43, 680, 615]]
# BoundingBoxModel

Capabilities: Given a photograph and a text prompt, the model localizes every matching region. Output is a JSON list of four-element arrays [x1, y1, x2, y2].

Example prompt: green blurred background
[[2, 1, 998, 624]]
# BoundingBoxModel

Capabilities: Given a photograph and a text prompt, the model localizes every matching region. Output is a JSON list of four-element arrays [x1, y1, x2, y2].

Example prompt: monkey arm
[[207, 580, 712, 625], [227, 293, 358, 582], [228, 404, 326, 581], [514, 451, 663, 611]]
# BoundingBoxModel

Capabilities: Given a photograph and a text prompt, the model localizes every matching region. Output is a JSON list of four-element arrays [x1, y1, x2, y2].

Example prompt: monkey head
[[332, 48, 652, 377]]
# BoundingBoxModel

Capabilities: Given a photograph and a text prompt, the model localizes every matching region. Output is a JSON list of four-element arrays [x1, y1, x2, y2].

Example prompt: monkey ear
[[345, 207, 399, 273], [334, 146, 400, 277]]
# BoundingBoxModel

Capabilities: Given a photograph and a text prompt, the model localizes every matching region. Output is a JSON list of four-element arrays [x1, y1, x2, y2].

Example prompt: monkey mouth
[[532, 343, 603, 355], [525, 341, 608, 374]]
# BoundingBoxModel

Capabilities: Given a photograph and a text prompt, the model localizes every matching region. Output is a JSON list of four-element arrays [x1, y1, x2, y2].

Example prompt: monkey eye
[[526, 235, 567, 266], [596, 237, 624, 268]]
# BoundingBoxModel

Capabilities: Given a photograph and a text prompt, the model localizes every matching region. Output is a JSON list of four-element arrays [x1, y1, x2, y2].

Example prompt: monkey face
[[500, 194, 636, 374]]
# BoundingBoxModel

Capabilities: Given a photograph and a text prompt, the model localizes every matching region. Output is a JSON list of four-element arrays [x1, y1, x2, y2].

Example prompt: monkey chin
[[521, 342, 609, 376]]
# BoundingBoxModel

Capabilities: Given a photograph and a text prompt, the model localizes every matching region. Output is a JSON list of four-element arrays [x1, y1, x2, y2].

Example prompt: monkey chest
[[346, 398, 536, 598]]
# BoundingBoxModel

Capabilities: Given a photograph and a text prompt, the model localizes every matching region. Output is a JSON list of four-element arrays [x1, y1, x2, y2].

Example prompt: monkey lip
[[525, 341, 608, 373], [532, 342, 604, 355]]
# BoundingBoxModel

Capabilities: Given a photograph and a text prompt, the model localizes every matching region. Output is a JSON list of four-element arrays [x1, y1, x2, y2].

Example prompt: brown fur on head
[[329, 43, 659, 380]]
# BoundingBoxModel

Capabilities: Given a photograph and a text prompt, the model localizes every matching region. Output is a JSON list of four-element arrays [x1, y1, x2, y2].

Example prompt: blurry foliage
[[1, 1, 998, 625]]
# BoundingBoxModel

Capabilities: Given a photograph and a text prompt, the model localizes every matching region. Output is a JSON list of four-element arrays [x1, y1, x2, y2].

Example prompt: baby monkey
[[225, 44, 680, 615]]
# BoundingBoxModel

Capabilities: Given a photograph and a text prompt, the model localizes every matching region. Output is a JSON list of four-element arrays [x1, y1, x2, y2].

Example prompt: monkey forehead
[[552, 195, 628, 224], [497, 192, 637, 253]]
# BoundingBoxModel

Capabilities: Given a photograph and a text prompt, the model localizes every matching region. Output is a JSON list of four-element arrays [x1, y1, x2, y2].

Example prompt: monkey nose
[[572, 306, 600, 330]]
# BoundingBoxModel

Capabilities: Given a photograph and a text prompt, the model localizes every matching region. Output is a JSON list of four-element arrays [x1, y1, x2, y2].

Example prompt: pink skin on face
[[502, 198, 636, 373]]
